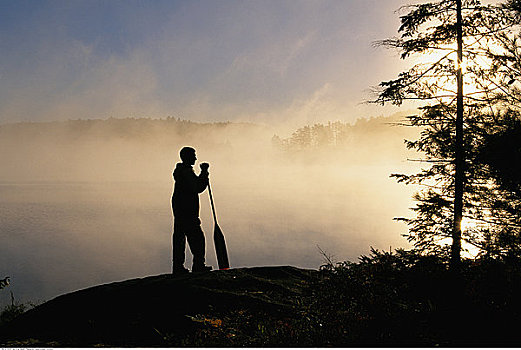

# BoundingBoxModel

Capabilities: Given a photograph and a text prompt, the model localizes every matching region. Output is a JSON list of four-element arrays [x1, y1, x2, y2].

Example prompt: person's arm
[[174, 164, 208, 193], [195, 163, 209, 193]]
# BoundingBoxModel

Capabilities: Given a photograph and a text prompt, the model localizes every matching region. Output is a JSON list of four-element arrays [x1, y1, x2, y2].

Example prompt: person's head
[[180, 146, 197, 165]]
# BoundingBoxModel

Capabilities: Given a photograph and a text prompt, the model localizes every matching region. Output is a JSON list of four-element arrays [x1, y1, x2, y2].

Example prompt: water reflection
[[0, 164, 413, 306]]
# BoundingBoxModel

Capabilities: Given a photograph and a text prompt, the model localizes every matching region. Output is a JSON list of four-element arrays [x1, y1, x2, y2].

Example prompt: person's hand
[[200, 162, 210, 171]]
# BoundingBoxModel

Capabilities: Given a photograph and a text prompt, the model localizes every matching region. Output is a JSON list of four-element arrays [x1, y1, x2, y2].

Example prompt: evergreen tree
[[374, 0, 521, 266], [474, 110, 521, 259]]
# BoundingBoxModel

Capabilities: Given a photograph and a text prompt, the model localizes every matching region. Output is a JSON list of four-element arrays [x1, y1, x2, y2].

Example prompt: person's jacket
[[172, 162, 209, 220]]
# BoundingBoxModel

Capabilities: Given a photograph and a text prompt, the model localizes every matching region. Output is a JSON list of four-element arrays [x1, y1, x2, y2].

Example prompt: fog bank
[[0, 116, 420, 305]]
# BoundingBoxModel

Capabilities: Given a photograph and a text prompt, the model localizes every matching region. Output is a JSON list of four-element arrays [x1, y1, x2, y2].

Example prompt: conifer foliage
[[374, 0, 521, 264]]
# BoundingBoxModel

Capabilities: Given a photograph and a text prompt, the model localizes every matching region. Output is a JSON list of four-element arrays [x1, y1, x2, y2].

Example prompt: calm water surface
[[0, 171, 412, 306]]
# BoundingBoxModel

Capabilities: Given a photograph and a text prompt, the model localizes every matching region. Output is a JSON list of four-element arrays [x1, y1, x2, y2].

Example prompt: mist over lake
[[0, 117, 418, 306]]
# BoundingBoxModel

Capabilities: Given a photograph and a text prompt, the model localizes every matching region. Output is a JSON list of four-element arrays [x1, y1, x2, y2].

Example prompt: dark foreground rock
[[5, 254, 521, 347], [0, 266, 316, 347]]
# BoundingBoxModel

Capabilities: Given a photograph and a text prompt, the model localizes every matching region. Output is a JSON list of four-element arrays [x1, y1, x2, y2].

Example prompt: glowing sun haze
[[0, 0, 411, 126]]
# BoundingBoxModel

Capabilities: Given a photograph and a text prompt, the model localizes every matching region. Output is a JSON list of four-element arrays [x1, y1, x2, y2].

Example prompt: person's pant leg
[[172, 220, 187, 271], [186, 222, 206, 267]]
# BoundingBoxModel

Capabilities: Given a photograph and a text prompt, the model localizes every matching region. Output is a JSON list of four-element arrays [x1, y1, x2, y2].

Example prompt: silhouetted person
[[172, 146, 212, 275]]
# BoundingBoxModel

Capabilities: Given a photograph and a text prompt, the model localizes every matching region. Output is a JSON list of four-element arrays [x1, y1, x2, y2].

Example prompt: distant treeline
[[272, 114, 417, 152], [0, 117, 264, 145], [0, 114, 416, 182], [0, 117, 272, 182], [272, 121, 351, 150], [0, 114, 414, 150]]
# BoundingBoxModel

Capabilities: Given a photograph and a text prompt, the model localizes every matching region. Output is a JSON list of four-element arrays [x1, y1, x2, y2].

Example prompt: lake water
[[0, 166, 414, 307]]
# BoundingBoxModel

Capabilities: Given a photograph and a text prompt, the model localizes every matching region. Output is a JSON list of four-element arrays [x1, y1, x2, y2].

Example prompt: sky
[[0, 0, 414, 128]]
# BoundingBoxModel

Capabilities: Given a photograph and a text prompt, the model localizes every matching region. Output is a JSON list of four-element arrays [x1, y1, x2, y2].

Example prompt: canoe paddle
[[208, 181, 230, 270]]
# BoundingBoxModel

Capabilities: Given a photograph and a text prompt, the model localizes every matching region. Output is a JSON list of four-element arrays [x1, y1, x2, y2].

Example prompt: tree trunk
[[451, 0, 464, 270]]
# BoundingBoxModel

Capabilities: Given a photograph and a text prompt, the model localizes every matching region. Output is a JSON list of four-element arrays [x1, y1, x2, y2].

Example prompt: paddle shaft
[[208, 180, 230, 269], [208, 181, 218, 224]]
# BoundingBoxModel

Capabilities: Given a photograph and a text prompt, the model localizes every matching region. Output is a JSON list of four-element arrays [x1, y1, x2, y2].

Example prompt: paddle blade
[[213, 223, 230, 269]]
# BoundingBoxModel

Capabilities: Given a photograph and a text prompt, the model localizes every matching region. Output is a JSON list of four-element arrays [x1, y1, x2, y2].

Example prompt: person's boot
[[192, 264, 212, 273], [172, 266, 190, 276]]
